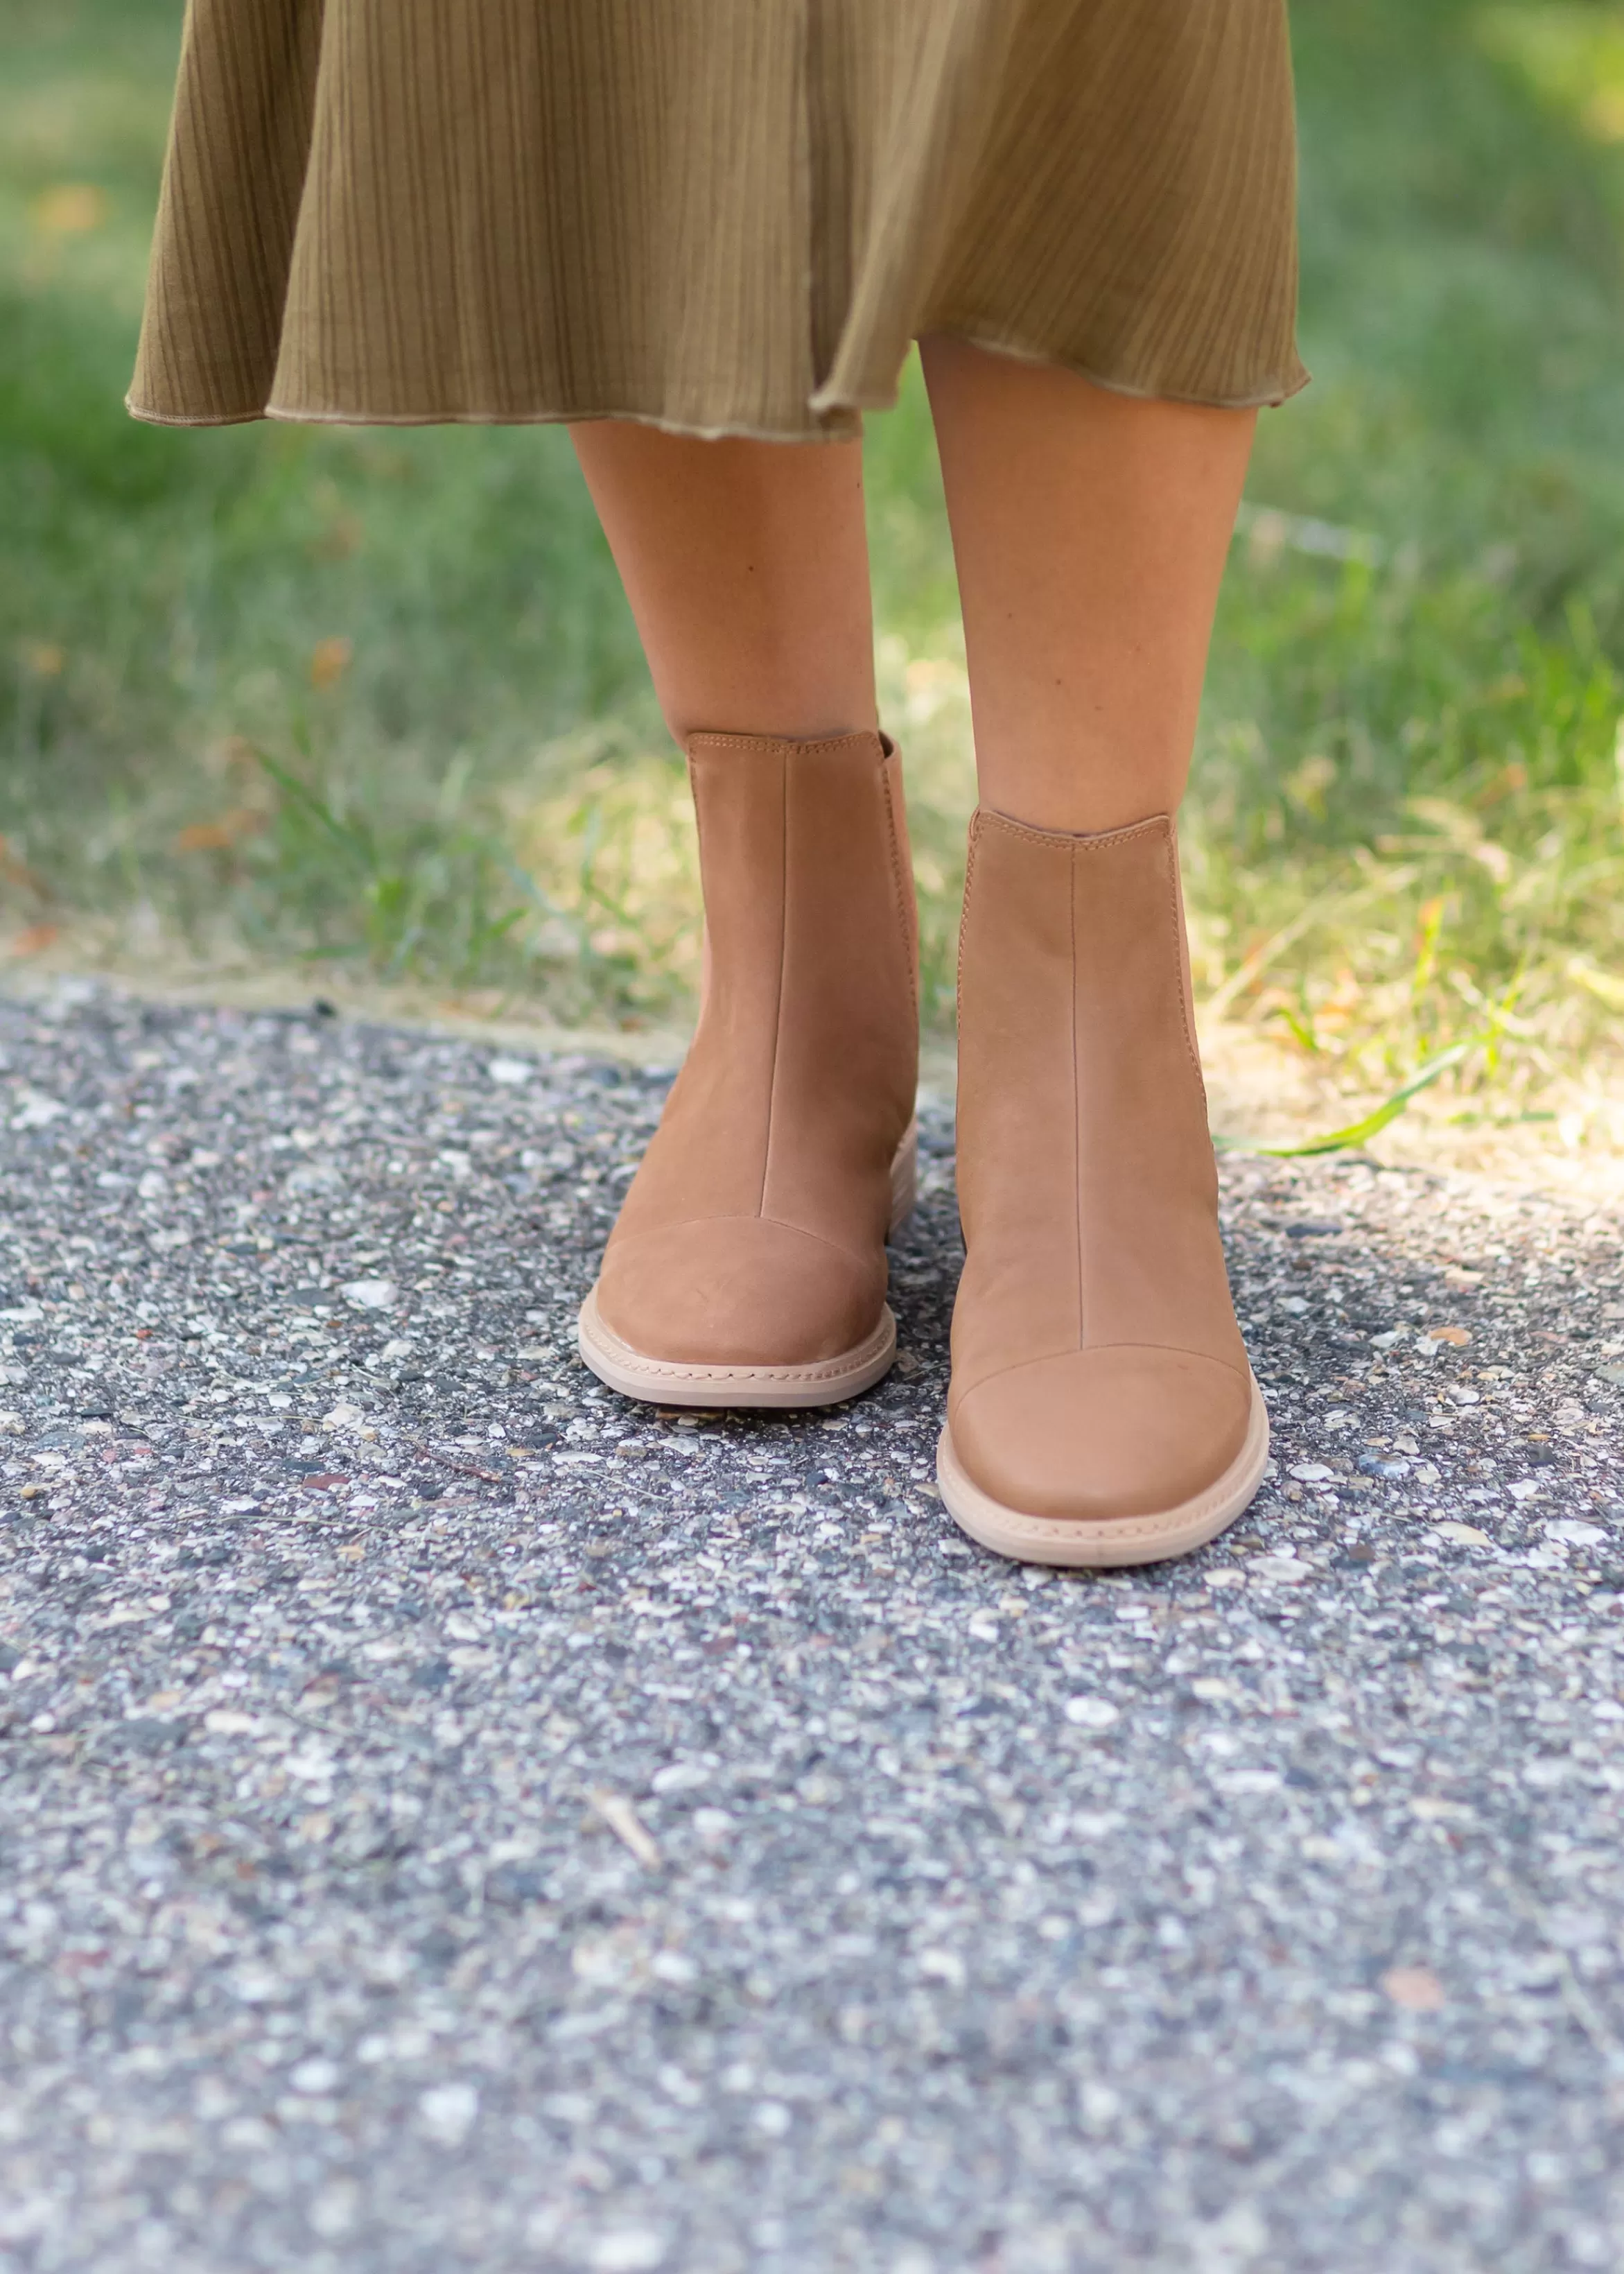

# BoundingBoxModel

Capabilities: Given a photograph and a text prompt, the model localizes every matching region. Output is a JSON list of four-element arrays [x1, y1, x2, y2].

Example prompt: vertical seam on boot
[[758, 748, 791, 1222], [1071, 843, 1086, 1355], [878, 753, 919, 1022], [957, 813, 981, 1009], [686, 749, 706, 867], [954, 817, 980, 1249], [687, 749, 712, 1025], [1162, 826, 1204, 1081]]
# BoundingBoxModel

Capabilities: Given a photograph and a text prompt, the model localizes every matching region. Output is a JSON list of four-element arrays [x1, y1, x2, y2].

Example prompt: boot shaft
[[613, 730, 919, 1248], [954, 808, 1243, 1372]]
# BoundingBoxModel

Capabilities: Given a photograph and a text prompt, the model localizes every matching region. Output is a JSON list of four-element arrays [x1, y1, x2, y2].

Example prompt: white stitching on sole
[[577, 1122, 918, 1409], [577, 1290, 898, 1409]]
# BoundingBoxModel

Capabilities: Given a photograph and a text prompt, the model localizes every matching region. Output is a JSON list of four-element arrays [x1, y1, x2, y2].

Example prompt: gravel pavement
[[3, 980, 1624, 2273]]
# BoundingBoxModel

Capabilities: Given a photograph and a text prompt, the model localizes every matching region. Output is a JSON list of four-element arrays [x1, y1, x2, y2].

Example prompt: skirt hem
[[125, 397, 269, 431], [126, 326, 1309, 440], [126, 392, 858, 443], [891, 325, 1311, 414]]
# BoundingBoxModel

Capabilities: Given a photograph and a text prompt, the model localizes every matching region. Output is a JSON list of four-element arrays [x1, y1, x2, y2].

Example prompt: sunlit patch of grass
[[1184, 535, 1624, 1122], [1478, 3, 1624, 146], [511, 734, 703, 1024]]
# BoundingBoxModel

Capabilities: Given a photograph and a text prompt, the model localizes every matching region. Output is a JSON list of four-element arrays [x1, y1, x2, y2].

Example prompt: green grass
[[6, 0, 1624, 1112], [1191, 0, 1624, 1102]]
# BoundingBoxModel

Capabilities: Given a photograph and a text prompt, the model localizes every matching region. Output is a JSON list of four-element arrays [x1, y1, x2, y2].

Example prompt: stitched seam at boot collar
[[688, 730, 884, 761], [878, 753, 919, 1022], [977, 809, 1172, 852], [956, 813, 984, 1011], [1161, 825, 1204, 1082]]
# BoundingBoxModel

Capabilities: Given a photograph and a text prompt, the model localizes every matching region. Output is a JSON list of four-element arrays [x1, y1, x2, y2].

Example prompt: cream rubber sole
[[936, 1373, 1271, 1568], [576, 1121, 918, 1411]]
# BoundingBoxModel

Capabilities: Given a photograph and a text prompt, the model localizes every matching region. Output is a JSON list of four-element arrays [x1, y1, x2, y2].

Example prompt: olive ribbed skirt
[[128, 0, 1306, 440]]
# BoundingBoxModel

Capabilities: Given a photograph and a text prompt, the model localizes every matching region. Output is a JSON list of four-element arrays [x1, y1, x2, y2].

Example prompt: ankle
[[972, 767, 1186, 840], [977, 799, 1175, 842]]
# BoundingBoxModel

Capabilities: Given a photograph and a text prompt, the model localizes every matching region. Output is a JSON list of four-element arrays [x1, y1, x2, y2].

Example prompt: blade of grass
[[1214, 1039, 1480, 1158], [252, 748, 375, 871], [1567, 955, 1624, 1011]]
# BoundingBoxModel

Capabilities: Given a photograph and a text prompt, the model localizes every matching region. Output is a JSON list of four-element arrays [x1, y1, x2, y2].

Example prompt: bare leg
[[570, 422, 877, 745], [919, 336, 1255, 833]]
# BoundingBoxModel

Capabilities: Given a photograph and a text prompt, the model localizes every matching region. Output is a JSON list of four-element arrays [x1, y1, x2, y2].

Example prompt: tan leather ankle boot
[[938, 808, 1268, 1564], [578, 730, 919, 1408]]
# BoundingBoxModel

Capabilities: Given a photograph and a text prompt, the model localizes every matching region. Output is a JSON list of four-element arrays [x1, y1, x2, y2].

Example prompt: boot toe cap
[[950, 1344, 1252, 1522], [596, 1215, 885, 1367]]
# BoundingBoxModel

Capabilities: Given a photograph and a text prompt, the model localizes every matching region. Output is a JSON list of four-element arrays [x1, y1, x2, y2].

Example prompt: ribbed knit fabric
[[128, 0, 1306, 440]]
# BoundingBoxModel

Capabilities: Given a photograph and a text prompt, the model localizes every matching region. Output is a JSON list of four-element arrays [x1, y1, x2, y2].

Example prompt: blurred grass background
[[7, 0, 1624, 1129]]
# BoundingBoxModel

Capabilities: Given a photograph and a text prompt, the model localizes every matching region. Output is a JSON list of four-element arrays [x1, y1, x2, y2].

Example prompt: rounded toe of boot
[[583, 1216, 894, 1407], [943, 1344, 1264, 1564]]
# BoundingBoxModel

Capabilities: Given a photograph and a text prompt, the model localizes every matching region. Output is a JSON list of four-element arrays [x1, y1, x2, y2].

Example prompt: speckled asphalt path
[[3, 982, 1624, 2274]]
